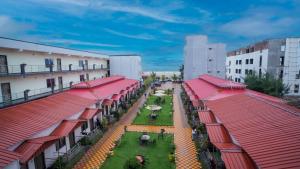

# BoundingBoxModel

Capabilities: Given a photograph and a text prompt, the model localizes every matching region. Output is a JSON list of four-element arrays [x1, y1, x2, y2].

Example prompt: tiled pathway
[[74, 84, 201, 169]]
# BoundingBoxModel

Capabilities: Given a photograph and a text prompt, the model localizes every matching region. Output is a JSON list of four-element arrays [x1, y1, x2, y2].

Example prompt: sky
[[0, 0, 299, 71]]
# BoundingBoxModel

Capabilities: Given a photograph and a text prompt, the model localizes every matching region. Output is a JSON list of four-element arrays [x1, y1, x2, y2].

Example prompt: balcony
[[0, 64, 109, 77], [0, 82, 79, 108]]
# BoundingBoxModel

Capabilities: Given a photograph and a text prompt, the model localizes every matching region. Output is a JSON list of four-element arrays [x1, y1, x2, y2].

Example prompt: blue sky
[[0, 0, 299, 71]]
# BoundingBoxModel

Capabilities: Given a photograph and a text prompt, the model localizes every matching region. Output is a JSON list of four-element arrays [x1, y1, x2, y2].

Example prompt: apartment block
[[0, 37, 110, 107], [109, 54, 142, 80], [226, 38, 300, 95], [184, 35, 226, 80]]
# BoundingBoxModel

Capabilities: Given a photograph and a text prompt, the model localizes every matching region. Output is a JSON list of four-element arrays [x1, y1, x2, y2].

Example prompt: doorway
[[34, 152, 46, 169], [1, 83, 11, 103], [58, 76, 63, 90], [0, 55, 8, 74], [69, 131, 76, 148], [57, 58, 62, 71]]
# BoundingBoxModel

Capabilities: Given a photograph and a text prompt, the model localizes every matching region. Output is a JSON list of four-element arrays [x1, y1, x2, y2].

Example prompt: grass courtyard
[[132, 94, 173, 126], [100, 132, 175, 169]]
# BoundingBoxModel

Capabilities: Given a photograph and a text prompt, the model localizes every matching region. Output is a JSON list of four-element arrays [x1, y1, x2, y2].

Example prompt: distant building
[[142, 71, 180, 80], [109, 55, 142, 80], [184, 35, 226, 80], [226, 38, 300, 96], [0, 37, 109, 107]]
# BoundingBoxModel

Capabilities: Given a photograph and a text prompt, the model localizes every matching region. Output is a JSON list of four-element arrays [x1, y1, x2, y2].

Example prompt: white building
[[109, 54, 142, 80], [0, 37, 109, 107], [184, 35, 226, 80], [226, 38, 300, 96]]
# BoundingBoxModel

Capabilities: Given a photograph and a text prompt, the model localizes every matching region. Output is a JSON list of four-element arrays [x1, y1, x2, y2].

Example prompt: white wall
[[283, 38, 300, 96], [110, 55, 142, 80], [3, 160, 20, 169], [184, 35, 226, 80]]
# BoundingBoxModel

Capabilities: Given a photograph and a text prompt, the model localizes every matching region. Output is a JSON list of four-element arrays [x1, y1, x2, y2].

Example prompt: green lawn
[[100, 132, 175, 169], [132, 95, 173, 126]]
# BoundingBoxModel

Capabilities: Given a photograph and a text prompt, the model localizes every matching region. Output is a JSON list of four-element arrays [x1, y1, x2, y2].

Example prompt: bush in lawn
[[123, 157, 145, 169]]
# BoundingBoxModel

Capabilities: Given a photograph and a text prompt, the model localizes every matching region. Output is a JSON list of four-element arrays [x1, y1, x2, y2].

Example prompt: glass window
[[239, 60, 242, 64], [250, 59, 254, 64], [294, 84, 299, 93], [55, 137, 66, 151], [45, 58, 53, 68], [46, 78, 55, 88], [81, 121, 88, 132], [246, 59, 249, 64], [280, 56, 284, 66]]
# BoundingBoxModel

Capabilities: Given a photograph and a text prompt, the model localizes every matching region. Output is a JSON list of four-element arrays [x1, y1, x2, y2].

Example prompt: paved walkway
[[74, 84, 201, 169]]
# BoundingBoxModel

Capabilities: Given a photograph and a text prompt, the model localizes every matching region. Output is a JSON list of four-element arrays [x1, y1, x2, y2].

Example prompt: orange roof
[[80, 108, 101, 120], [221, 150, 256, 169], [72, 76, 125, 88], [198, 111, 216, 124], [207, 94, 300, 169], [0, 92, 94, 150], [206, 123, 232, 143], [102, 99, 114, 106], [15, 136, 59, 163], [51, 120, 83, 137], [0, 149, 20, 168]]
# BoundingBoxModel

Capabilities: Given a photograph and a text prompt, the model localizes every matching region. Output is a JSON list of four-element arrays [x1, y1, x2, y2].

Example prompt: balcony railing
[[0, 64, 108, 76], [0, 81, 80, 108]]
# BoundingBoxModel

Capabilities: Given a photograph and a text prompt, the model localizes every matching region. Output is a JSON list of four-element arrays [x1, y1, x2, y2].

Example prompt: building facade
[[109, 55, 142, 80], [0, 37, 110, 107], [226, 38, 300, 95], [184, 35, 226, 80]]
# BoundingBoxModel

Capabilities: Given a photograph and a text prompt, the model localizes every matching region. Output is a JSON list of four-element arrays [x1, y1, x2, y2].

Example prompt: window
[[238, 69, 241, 74], [45, 58, 53, 68], [235, 78, 237, 82], [46, 78, 55, 88], [209, 47, 212, 50], [208, 59, 212, 62], [207, 70, 212, 73], [279, 70, 283, 79], [235, 69, 238, 73], [79, 60, 84, 67], [259, 56, 262, 67], [280, 56, 284, 66], [229, 69, 231, 73], [55, 137, 66, 151], [245, 69, 248, 75], [80, 75, 85, 82], [217, 70, 220, 73], [246, 59, 249, 64], [296, 71, 300, 79], [259, 69, 262, 78], [250, 59, 254, 64], [236, 60, 238, 65], [239, 60, 242, 65], [229, 61, 231, 66], [281, 45, 285, 52], [237, 78, 241, 83], [294, 84, 299, 93], [249, 69, 253, 75], [81, 121, 88, 132]]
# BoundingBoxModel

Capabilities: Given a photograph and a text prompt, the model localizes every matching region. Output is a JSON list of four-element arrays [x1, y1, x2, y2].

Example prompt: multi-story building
[[109, 54, 142, 80], [0, 37, 110, 107], [184, 35, 226, 80], [226, 38, 300, 95]]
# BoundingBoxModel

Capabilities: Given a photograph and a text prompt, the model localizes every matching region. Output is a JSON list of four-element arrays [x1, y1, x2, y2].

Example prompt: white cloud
[[220, 7, 299, 38], [40, 39, 121, 47], [103, 28, 155, 40], [0, 15, 33, 37]]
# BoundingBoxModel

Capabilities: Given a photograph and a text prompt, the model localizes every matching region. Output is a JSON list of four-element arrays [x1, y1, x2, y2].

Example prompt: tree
[[150, 71, 156, 81], [244, 72, 289, 97], [171, 74, 178, 81], [179, 64, 184, 80]]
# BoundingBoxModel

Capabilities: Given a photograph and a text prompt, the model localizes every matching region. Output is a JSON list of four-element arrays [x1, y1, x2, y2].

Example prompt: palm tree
[[150, 71, 156, 81], [179, 64, 184, 80], [172, 74, 178, 81]]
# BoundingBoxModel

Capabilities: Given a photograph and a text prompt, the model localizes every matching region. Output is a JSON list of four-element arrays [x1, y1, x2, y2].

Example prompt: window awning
[[221, 150, 256, 169], [102, 99, 114, 106], [51, 120, 83, 137], [206, 123, 231, 143], [111, 94, 123, 101], [198, 111, 216, 124], [15, 136, 59, 163], [80, 108, 101, 120]]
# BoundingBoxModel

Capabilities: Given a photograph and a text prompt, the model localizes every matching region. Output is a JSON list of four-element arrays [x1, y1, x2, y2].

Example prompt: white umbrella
[[154, 93, 166, 97], [146, 105, 162, 111], [155, 90, 165, 93]]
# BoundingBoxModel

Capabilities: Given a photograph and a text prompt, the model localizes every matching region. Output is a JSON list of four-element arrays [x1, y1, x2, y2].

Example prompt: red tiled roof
[[15, 136, 59, 163], [72, 76, 124, 88], [185, 78, 219, 100], [102, 99, 114, 106], [198, 111, 216, 124], [80, 108, 101, 120], [206, 123, 232, 143], [68, 79, 137, 100], [0, 92, 94, 150], [51, 120, 83, 137], [199, 74, 246, 89], [207, 94, 300, 169], [191, 99, 200, 107], [111, 94, 123, 101], [221, 150, 256, 169], [0, 149, 20, 168]]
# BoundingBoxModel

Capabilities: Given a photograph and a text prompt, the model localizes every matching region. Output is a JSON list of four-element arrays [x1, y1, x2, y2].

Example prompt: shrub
[[168, 153, 175, 163], [123, 157, 144, 169], [79, 137, 92, 146]]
